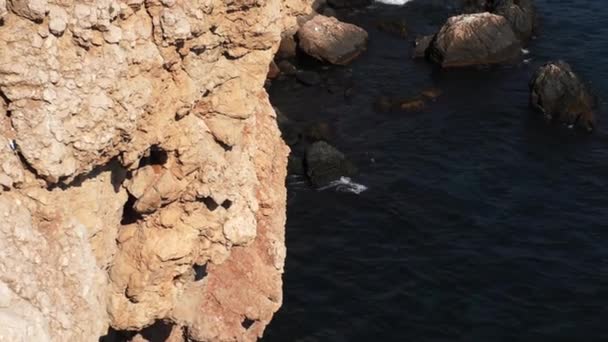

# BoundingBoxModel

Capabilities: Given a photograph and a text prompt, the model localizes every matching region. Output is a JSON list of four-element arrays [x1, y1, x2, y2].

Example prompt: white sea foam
[[521, 48, 530, 55], [318, 177, 368, 194], [375, 0, 413, 5]]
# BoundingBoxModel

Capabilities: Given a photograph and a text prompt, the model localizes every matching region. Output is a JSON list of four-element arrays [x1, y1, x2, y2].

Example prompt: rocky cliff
[[0, 0, 312, 340]]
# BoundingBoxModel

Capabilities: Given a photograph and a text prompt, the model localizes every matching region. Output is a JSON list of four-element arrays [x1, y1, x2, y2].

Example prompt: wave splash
[[374, 0, 413, 5], [318, 177, 368, 194]]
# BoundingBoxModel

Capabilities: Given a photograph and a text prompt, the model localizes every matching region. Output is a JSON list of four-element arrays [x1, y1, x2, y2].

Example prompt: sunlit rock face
[[0, 0, 313, 340]]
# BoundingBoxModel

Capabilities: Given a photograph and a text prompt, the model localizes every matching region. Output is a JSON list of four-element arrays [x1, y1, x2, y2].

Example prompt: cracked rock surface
[[0, 0, 312, 340]]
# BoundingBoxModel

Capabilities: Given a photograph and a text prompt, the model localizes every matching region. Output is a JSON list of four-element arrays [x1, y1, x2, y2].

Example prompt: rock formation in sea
[[530, 61, 596, 131], [0, 0, 314, 340], [427, 12, 522, 68]]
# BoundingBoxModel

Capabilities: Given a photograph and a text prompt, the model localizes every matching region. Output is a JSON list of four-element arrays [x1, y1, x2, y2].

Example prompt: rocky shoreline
[[0, 0, 600, 341], [271, 0, 598, 190]]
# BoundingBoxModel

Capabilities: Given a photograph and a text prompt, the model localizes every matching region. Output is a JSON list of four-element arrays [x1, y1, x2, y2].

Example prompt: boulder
[[529, 61, 595, 131], [305, 141, 356, 187], [297, 15, 368, 65], [428, 12, 522, 68], [412, 35, 433, 59], [492, 0, 535, 41]]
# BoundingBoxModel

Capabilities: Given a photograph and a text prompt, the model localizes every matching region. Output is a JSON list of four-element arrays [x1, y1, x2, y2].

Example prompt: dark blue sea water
[[263, 0, 608, 341]]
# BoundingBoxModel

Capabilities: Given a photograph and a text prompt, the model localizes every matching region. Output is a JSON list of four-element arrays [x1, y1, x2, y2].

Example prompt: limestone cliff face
[[0, 0, 311, 341]]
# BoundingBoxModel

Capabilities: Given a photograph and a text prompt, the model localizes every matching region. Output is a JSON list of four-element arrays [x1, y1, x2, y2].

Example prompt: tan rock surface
[[297, 15, 368, 65], [427, 12, 522, 68], [0, 0, 312, 340]]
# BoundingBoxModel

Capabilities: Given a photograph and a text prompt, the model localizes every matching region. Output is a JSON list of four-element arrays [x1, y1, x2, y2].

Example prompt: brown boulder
[[529, 61, 596, 131], [297, 15, 368, 65], [428, 12, 522, 68]]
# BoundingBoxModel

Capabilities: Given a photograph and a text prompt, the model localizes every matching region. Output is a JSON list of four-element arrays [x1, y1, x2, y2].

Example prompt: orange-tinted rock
[[428, 13, 522, 68], [298, 15, 368, 65]]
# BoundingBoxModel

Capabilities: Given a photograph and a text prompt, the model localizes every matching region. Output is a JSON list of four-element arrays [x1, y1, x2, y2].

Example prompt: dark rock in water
[[375, 90, 440, 112], [303, 122, 333, 143], [267, 61, 280, 79], [493, 0, 536, 41], [327, 0, 371, 8], [288, 154, 306, 175], [278, 60, 297, 76], [377, 19, 408, 39], [297, 15, 368, 66], [529, 61, 596, 131], [412, 35, 433, 59], [305, 141, 356, 187], [428, 13, 522, 68], [296, 70, 322, 86]]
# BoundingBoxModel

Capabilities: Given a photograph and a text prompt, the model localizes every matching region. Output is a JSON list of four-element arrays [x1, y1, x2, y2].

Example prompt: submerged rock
[[413, 35, 433, 59], [296, 70, 322, 86], [297, 15, 368, 65], [421, 87, 443, 100], [529, 61, 596, 131], [399, 98, 426, 112], [305, 141, 356, 187], [428, 12, 522, 68], [377, 19, 408, 39]]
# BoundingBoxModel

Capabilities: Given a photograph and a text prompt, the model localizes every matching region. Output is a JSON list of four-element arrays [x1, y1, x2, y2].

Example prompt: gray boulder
[[305, 141, 356, 187]]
